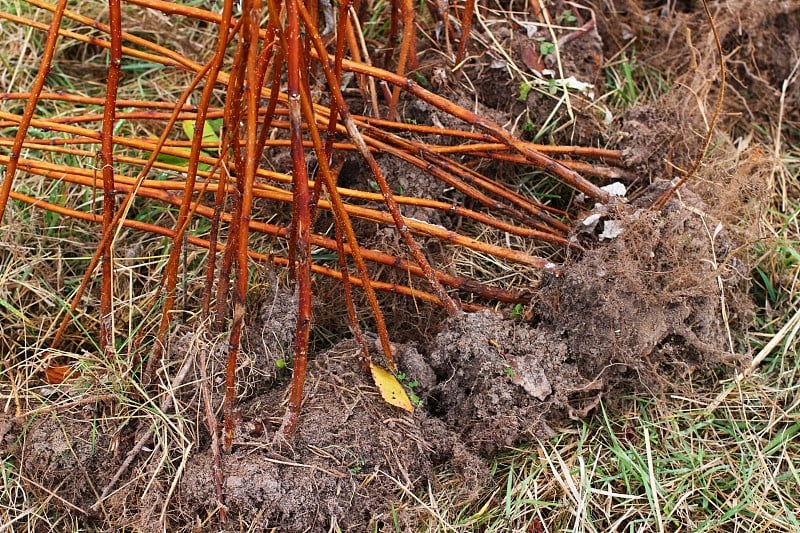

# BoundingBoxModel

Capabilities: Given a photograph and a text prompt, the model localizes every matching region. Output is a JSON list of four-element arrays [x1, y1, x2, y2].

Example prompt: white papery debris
[[582, 213, 602, 226], [599, 220, 625, 240], [601, 182, 627, 198]]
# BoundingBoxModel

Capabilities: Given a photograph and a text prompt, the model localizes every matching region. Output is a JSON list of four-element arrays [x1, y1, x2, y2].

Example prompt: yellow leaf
[[182, 119, 220, 144], [370, 363, 414, 412]]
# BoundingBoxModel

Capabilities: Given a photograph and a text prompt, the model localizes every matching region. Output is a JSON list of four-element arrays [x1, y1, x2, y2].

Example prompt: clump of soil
[[173, 178, 754, 529], [377, 153, 450, 226], [240, 283, 299, 392], [613, 103, 702, 181], [543, 187, 753, 384], [13, 409, 116, 512], [179, 345, 487, 531], [424, 311, 578, 455], [1, 398, 156, 526]]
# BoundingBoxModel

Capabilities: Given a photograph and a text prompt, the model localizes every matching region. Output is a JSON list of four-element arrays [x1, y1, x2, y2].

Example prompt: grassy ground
[[1, 0, 799, 531]]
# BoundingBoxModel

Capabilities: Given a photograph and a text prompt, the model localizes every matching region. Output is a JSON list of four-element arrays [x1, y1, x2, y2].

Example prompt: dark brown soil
[[2, 0, 783, 530]]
